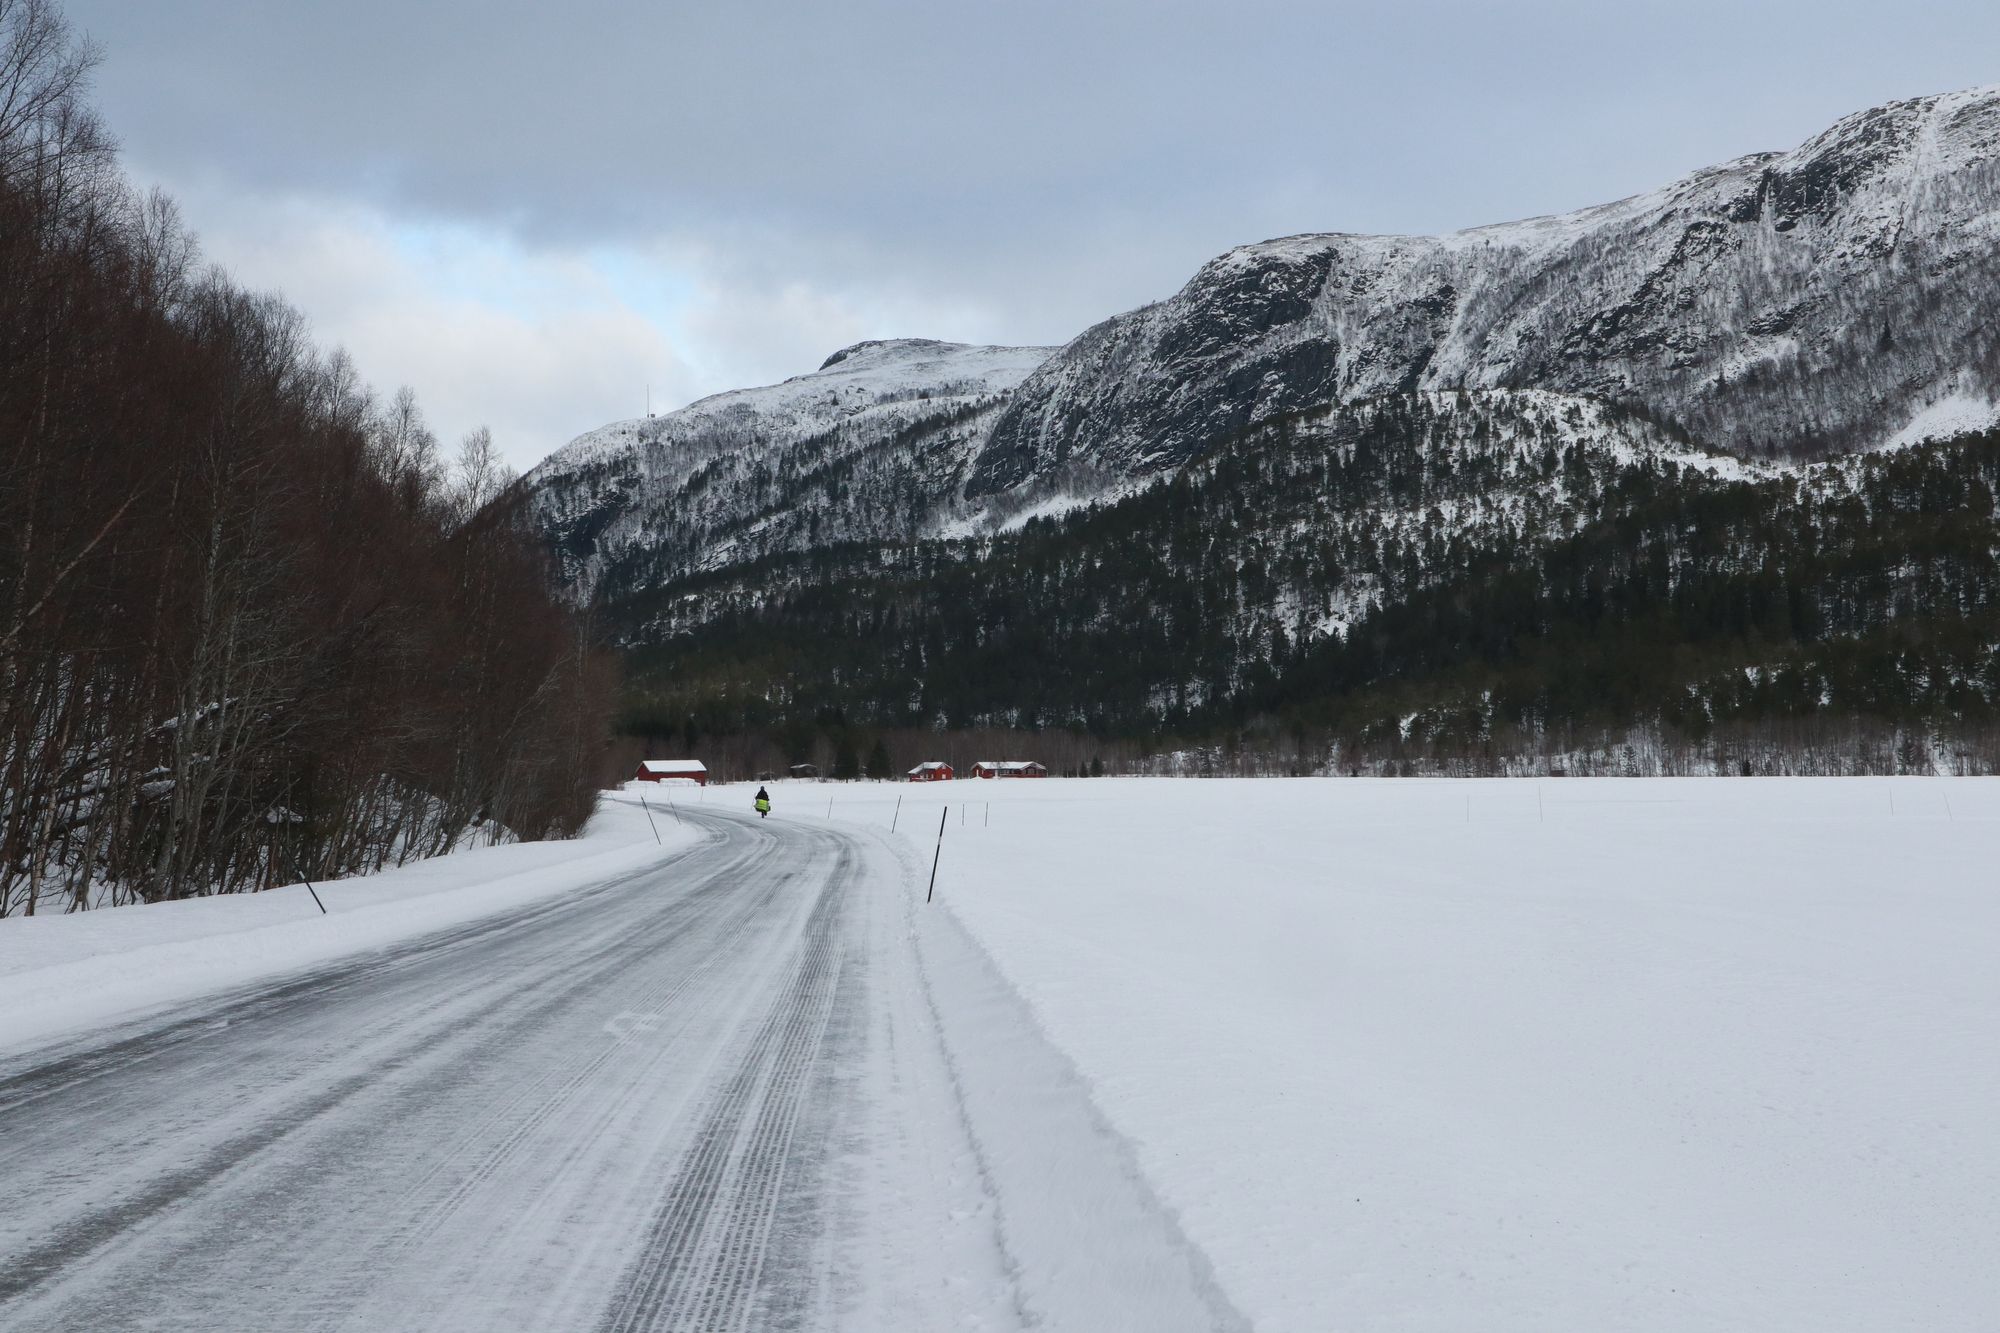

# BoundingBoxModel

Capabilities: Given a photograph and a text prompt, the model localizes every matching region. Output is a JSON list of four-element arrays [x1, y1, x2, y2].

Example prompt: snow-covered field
[[845, 775, 1999, 1332], [0, 789, 704, 1057], [6, 775, 1993, 1330]]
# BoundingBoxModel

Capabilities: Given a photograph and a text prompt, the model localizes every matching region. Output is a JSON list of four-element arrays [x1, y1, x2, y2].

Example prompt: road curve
[[0, 809, 889, 1332]]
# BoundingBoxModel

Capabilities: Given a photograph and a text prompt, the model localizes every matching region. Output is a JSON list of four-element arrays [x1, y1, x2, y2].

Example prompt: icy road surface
[[0, 806, 1236, 1332]]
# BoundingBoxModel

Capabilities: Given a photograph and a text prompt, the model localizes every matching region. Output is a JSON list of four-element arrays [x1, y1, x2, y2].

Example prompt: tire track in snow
[[599, 843, 853, 1333], [0, 817, 848, 1330], [878, 822, 1254, 1333], [382, 858, 779, 1249], [285, 830, 804, 1332]]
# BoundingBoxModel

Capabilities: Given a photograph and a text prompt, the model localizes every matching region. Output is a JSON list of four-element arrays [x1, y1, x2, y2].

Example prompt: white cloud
[[149, 179, 701, 471], [683, 278, 870, 387], [145, 177, 1046, 472]]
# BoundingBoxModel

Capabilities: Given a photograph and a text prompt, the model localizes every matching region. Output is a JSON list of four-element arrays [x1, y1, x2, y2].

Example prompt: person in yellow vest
[[754, 786, 772, 818]]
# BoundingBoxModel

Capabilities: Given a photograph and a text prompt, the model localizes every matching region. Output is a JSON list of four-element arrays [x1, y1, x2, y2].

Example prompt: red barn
[[971, 760, 1047, 779], [907, 761, 954, 782], [636, 759, 707, 786]]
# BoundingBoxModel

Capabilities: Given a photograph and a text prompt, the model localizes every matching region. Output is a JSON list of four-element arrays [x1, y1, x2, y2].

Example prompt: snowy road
[[0, 809, 1021, 1331]]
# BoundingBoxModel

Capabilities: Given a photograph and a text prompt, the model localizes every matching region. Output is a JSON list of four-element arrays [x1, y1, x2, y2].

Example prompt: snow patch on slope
[[540, 339, 1055, 478], [1877, 391, 2000, 451]]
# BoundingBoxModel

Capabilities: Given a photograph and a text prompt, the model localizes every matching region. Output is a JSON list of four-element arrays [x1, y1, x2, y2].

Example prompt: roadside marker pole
[[985, 802, 990, 827], [827, 793, 834, 819], [926, 807, 948, 904], [279, 847, 328, 916], [636, 792, 663, 844], [892, 795, 902, 832]]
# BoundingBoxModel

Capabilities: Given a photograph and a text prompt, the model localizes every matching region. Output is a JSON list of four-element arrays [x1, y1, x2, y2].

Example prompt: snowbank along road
[[0, 803, 1237, 1332]]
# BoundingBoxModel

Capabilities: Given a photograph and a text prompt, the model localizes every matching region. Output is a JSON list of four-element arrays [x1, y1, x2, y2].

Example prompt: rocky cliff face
[[969, 86, 2000, 493]]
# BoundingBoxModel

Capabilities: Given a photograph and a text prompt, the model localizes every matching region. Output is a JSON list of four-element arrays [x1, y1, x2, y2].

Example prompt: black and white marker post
[[926, 806, 948, 904], [636, 791, 663, 844], [271, 793, 326, 915], [279, 846, 328, 916]]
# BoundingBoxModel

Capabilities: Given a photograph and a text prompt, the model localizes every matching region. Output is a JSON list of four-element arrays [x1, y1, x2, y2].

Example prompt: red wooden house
[[906, 761, 954, 782], [636, 759, 707, 786], [971, 761, 1047, 779]]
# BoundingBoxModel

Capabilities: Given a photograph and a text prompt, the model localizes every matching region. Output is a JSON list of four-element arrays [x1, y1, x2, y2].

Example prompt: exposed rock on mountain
[[969, 85, 2000, 493]]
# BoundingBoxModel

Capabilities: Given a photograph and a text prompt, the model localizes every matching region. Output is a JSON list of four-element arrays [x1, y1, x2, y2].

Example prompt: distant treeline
[[0, 1, 614, 915], [613, 713, 2000, 784]]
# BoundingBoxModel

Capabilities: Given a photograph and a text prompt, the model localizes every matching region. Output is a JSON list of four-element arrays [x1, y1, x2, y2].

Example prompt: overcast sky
[[62, 0, 2000, 470]]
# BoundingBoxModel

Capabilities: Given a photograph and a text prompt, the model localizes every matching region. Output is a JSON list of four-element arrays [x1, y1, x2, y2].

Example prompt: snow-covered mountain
[[612, 387, 1772, 655], [971, 85, 2000, 492], [528, 86, 2000, 600], [528, 339, 1054, 597]]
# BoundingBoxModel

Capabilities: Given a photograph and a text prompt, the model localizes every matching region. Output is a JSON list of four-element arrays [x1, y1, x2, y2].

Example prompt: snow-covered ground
[[7, 775, 1993, 1329], [0, 787, 705, 1058], [839, 775, 1999, 1332]]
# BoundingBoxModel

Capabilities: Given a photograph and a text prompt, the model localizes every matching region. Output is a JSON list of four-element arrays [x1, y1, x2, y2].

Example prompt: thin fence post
[[892, 795, 902, 832], [926, 807, 948, 904], [637, 791, 663, 844]]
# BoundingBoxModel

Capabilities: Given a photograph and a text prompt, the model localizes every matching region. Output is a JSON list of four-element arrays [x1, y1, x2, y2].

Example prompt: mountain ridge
[[527, 338, 1056, 597], [968, 83, 2000, 492]]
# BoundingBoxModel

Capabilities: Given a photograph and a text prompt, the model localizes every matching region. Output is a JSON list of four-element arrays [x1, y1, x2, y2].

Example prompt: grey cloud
[[72, 1, 2000, 226]]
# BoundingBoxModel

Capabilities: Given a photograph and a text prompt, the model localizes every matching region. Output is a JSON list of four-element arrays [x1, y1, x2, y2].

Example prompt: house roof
[[974, 760, 1043, 770], [908, 761, 951, 773], [638, 759, 706, 773]]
